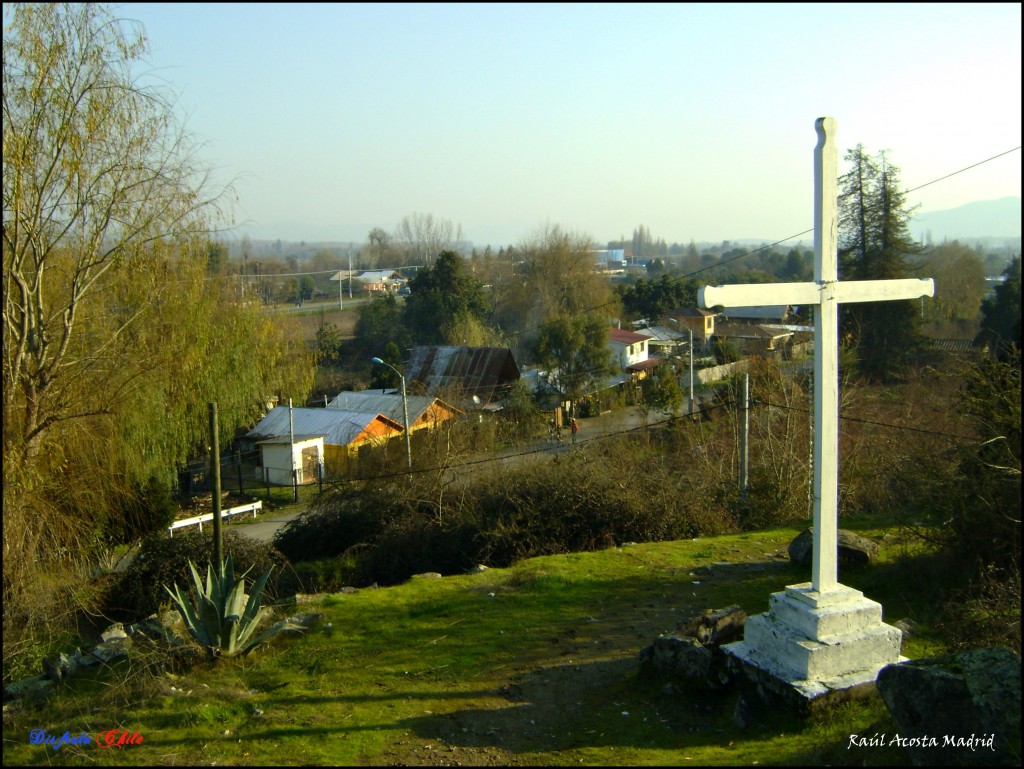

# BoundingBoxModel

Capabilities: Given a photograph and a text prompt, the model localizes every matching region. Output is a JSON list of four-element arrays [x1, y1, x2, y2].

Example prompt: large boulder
[[787, 527, 880, 568], [876, 647, 1021, 766]]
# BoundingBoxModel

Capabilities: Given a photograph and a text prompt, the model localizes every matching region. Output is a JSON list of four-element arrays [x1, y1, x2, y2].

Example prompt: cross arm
[[700, 278, 934, 310], [831, 278, 934, 304], [700, 282, 821, 310]]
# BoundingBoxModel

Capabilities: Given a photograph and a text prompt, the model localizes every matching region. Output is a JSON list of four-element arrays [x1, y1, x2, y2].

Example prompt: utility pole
[[289, 398, 298, 502], [739, 373, 750, 500], [688, 326, 695, 417], [208, 403, 223, 567]]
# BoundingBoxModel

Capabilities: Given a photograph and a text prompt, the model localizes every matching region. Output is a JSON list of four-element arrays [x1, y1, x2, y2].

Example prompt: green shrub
[[280, 438, 738, 586], [108, 530, 293, 623], [273, 484, 389, 564]]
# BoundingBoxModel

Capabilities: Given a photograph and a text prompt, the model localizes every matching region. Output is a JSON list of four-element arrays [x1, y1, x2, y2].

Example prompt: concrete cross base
[[722, 581, 907, 714]]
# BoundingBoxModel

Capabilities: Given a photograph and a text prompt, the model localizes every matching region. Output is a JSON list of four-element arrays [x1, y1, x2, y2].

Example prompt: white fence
[[168, 501, 262, 537]]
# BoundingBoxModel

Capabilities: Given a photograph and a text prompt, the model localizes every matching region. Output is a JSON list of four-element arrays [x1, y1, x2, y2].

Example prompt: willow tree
[[2, 3, 312, 669]]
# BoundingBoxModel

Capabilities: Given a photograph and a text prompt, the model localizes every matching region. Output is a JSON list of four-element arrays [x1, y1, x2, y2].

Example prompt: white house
[[330, 270, 408, 295], [608, 328, 653, 370], [255, 435, 324, 486]]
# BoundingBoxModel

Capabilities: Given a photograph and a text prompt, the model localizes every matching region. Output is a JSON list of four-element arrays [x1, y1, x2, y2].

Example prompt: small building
[[667, 307, 717, 350], [713, 320, 794, 356], [326, 391, 462, 432], [717, 304, 792, 324], [245, 406, 403, 477], [608, 328, 652, 370], [405, 346, 521, 408], [331, 269, 407, 295], [256, 435, 324, 486]]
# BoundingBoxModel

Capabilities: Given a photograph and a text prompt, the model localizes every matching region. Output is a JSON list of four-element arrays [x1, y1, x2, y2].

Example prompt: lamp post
[[669, 318, 695, 416], [371, 357, 412, 470]]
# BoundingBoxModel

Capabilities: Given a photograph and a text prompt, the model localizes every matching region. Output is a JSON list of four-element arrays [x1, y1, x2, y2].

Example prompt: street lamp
[[668, 318, 695, 416], [371, 357, 412, 470]]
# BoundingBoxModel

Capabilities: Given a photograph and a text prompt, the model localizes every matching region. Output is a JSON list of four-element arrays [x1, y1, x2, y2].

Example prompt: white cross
[[699, 117, 934, 594]]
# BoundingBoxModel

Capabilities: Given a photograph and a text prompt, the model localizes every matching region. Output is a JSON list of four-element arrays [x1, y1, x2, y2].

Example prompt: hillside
[[2, 516, 964, 766]]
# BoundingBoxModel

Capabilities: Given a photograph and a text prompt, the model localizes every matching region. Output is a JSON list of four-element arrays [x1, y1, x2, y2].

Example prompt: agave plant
[[165, 554, 298, 658]]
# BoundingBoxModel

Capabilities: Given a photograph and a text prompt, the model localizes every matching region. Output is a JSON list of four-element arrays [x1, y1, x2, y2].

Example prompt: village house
[[326, 391, 462, 434], [404, 346, 521, 409], [666, 306, 717, 352], [608, 327, 660, 381], [330, 269, 408, 296], [244, 406, 404, 480]]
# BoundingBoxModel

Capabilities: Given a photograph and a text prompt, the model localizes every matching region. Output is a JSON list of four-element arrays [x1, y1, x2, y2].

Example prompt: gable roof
[[718, 305, 790, 322], [405, 346, 520, 403], [246, 406, 402, 447], [325, 391, 462, 426], [608, 328, 652, 346], [714, 321, 794, 341], [672, 306, 717, 319]]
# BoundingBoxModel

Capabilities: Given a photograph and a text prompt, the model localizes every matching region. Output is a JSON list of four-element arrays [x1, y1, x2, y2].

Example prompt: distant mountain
[[911, 196, 1020, 242]]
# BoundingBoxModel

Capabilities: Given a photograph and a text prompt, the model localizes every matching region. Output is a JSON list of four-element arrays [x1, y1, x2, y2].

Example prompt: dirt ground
[[373, 560, 793, 766]]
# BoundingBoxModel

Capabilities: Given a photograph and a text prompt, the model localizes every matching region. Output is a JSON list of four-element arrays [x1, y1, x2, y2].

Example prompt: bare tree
[[393, 212, 463, 266]]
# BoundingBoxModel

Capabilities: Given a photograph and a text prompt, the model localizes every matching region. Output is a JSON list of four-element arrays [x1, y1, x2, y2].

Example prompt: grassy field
[[2, 514, 958, 767]]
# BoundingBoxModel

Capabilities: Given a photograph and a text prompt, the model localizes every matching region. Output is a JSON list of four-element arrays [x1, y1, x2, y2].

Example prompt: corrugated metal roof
[[609, 328, 652, 345], [405, 346, 520, 402], [325, 391, 439, 423], [718, 305, 790, 322], [247, 406, 401, 446]]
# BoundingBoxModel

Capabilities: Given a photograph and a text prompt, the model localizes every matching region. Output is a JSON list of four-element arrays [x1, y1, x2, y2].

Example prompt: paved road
[[235, 507, 308, 543]]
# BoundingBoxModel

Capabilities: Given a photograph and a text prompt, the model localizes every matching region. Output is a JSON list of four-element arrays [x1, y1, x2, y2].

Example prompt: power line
[[751, 397, 977, 442]]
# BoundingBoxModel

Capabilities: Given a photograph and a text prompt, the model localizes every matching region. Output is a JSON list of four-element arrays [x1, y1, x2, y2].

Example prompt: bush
[[280, 437, 738, 586], [273, 484, 389, 564], [108, 530, 294, 623]]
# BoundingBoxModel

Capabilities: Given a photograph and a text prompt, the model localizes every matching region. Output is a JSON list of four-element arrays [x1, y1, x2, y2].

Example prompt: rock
[[678, 605, 747, 647], [100, 622, 128, 642], [876, 647, 1021, 766], [787, 528, 880, 568], [3, 674, 54, 700], [640, 635, 713, 682], [412, 572, 443, 579], [468, 564, 489, 573], [42, 651, 79, 681], [90, 636, 131, 663], [127, 617, 183, 645]]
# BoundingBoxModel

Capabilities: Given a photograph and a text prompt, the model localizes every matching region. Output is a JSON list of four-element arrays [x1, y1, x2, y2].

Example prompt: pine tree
[[838, 147, 924, 382]]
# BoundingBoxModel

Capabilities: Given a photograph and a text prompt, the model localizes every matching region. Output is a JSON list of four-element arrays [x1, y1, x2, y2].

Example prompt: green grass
[[1, 518, 964, 766]]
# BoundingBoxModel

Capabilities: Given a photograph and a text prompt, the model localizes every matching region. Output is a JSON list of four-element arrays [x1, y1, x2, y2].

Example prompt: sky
[[115, 2, 1021, 248]]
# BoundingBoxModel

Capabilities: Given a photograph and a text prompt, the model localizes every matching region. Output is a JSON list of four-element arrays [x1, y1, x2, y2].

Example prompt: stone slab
[[738, 613, 902, 681], [725, 643, 911, 716], [768, 588, 884, 639]]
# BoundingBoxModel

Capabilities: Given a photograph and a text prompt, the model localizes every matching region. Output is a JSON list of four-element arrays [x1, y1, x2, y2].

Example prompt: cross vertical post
[[812, 116, 839, 593]]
